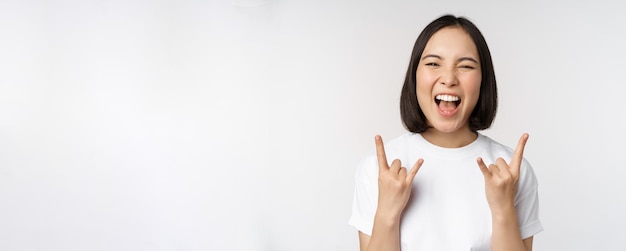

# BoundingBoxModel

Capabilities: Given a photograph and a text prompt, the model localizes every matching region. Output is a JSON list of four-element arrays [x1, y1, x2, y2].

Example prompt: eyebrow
[[421, 54, 479, 64], [458, 56, 479, 64], [421, 54, 442, 60]]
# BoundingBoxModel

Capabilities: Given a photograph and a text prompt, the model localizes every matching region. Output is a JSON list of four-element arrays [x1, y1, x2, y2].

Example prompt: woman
[[348, 15, 543, 251]]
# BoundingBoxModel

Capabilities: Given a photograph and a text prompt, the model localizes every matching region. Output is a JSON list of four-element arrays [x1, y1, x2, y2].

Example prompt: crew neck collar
[[409, 132, 487, 159]]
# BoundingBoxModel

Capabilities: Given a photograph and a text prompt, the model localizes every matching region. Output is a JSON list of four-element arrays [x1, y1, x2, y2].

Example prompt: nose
[[439, 68, 458, 87]]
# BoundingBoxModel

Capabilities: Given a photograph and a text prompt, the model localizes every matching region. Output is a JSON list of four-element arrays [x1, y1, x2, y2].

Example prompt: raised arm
[[477, 133, 533, 251], [358, 135, 423, 251]]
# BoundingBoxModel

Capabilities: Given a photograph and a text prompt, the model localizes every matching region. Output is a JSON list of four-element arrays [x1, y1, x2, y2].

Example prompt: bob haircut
[[400, 15, 497, 133]]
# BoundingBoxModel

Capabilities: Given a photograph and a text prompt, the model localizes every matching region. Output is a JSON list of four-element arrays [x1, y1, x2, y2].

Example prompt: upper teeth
[[436, 94, 460, 102]]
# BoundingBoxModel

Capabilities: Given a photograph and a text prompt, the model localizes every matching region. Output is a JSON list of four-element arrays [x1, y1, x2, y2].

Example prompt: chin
[[432, 127, 461, 134], [429, 121, 467, 134]]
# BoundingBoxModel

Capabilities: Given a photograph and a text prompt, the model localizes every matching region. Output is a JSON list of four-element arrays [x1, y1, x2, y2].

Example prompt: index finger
[[375, 135, 389, 170], [510, 133, 529, 170]]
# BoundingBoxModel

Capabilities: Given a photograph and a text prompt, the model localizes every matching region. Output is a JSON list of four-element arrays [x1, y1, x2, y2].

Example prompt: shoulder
[[354, 133, 417, 181], [477, 134, 529, 167], [477, 134, 516, 158], [381, 132, 418, 157], [478, 134, 539, 190]]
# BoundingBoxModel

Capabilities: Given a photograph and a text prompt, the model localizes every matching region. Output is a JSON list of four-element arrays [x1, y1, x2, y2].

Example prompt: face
[[416, 26, 482, 134]]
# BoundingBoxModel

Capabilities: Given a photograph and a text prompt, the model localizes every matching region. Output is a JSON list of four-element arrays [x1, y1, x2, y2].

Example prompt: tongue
[[438, 101, 457, 112]]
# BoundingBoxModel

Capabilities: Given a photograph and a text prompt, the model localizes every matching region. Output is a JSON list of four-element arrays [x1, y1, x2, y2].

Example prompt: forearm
[[491, 206, 527, 251], [365, 212, 401, 251]]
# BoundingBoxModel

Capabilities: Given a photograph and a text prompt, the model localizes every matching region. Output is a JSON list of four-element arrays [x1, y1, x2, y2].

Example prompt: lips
[[435, 94, 460, 107], [433, 94, 461, 117]]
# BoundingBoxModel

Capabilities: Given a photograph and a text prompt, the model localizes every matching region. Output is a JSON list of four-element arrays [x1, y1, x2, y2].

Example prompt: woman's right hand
[[374, 135, 423, 220]]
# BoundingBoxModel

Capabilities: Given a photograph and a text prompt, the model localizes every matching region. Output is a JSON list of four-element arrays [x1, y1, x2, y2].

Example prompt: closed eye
[[459, 65, 475, 69]]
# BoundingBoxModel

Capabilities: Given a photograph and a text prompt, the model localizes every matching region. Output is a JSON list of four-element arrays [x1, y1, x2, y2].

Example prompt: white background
[[1, 0, 625, 250]]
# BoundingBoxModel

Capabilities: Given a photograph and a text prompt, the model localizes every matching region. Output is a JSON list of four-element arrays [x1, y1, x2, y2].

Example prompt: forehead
[[423, 26, 479, 59]]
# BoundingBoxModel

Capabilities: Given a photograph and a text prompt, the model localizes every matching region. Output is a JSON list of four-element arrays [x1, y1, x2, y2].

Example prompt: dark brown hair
[[400, 15, 497, 133]]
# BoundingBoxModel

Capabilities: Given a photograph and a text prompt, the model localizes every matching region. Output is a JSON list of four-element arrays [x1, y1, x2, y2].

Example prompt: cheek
[[415, 70, 435, 94], [461, 74, 482, 100], [415, 80, 429, 94], [415, 81, 433, 107]]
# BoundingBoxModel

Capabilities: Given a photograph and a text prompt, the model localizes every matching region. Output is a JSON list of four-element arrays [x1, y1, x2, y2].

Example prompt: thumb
[[406, 158, 423, 183], [476, 157, 492, 178]]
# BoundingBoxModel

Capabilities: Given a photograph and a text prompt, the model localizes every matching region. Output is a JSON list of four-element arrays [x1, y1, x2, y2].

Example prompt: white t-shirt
[[348, 133, 543, 250]]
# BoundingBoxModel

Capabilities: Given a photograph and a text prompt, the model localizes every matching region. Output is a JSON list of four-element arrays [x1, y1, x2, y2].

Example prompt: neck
[[421, 127, 478, 148]]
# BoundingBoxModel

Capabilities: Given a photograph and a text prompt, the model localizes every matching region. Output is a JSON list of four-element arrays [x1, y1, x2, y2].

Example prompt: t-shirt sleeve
[[515, 159, 544, 239], [348, 156, 378, 236]]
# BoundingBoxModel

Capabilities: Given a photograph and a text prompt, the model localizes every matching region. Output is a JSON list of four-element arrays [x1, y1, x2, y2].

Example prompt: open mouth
[[435, 94, 461, 111]]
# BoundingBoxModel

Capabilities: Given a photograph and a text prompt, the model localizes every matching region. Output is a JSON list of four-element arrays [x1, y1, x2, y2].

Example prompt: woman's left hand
[[476, 133, 529, 214]]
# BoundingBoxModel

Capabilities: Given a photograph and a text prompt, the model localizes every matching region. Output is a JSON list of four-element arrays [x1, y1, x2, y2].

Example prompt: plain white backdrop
[[1, 0, 625, 250]]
